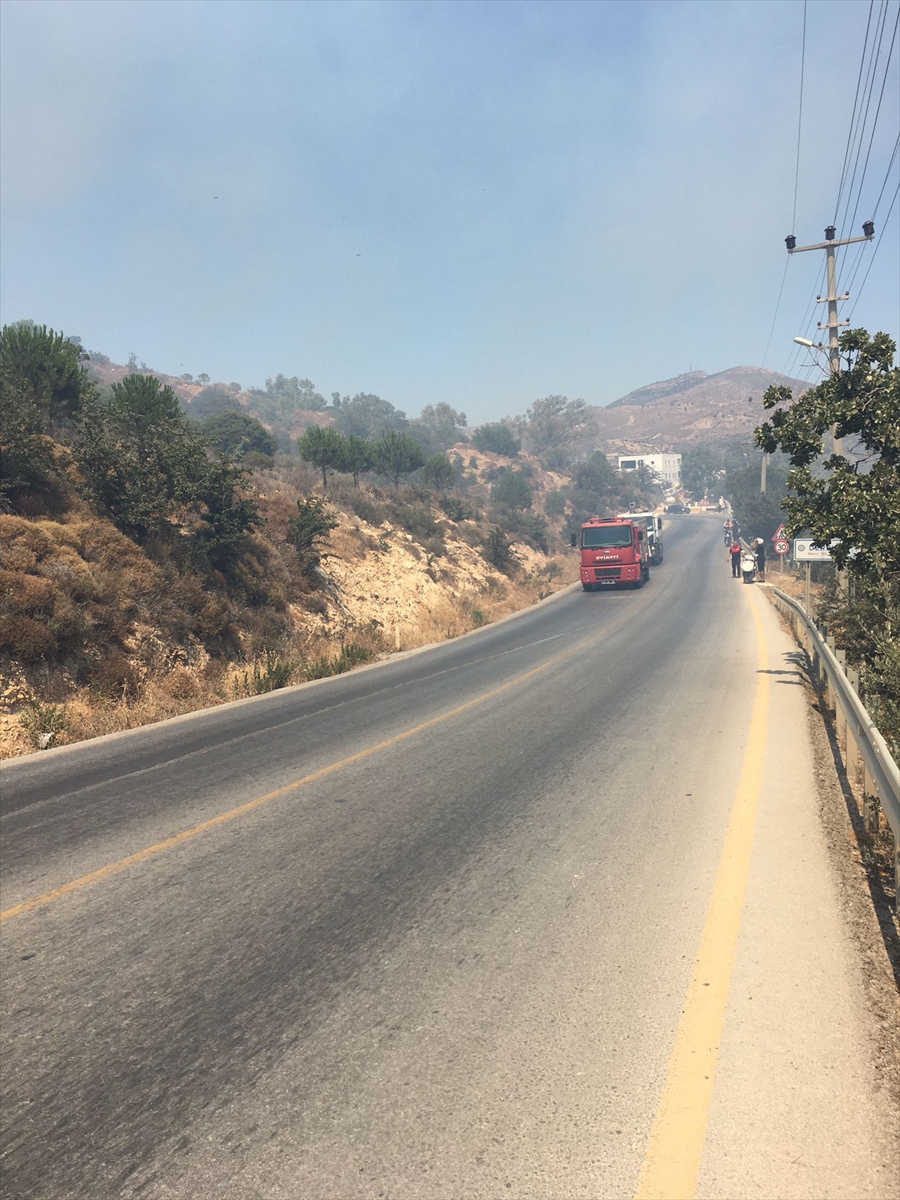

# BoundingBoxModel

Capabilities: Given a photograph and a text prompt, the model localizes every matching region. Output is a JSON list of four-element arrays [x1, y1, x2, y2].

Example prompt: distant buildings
[[617, 452, 682, 486]]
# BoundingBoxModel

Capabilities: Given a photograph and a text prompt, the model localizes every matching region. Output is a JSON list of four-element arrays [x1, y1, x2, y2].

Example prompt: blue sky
[[1, 0, 897, 422]]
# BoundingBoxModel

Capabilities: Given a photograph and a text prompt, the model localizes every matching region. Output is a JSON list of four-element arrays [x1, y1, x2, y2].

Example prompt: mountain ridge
[[591, 365, 811, 452]]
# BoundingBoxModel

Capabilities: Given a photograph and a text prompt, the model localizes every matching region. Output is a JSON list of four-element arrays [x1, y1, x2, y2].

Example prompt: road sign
[[774, 539, 790, 555], [772, 524, 786, 541], [793, 539, 833, 562]]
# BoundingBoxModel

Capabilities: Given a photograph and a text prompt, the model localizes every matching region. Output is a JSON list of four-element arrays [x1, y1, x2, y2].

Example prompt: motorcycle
[[741, 553, 757, 584]]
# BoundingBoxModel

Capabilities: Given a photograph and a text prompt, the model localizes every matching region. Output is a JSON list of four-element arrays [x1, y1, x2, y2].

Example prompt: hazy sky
[[1, 0, 897, 422]]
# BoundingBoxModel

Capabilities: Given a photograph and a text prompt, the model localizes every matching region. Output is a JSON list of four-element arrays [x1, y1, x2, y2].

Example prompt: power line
[[838, 0, 891, 235], [870, 130, 900, 217], [834, 0, 876, 223], [791, 0, 808, 233], [762, 258, 791, 368], [847, 180, 900, 318], [764, 1, 806, 370], [845, 3, 899, 234]]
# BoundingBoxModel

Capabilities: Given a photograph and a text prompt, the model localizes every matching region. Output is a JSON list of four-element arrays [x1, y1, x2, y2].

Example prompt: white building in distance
[[617, 452, 682, 486]]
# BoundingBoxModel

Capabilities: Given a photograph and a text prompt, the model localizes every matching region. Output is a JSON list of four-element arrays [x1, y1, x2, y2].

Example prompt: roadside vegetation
[[1, 320, 659, 757], [756, 328, 900, 748]]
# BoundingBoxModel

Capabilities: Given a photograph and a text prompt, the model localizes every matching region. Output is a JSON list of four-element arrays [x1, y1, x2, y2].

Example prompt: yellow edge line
[[1, 595, 649, 924], [635, 589, 769, 1200]]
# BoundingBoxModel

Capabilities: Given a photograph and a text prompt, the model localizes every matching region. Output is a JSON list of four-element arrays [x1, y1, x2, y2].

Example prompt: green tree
[[756, 328, 899, 580], [0, 321, 94, 435], [72, 374, 259, 564], [471, 421, 520, 457], [373, 430, 426, 486], [523, 395, 590, 457], [108, 372, 181, 430], [334, 435, 374, 488], [680, 445, 724, 500], [724, 462, 790, 544], [289, 497, 338, 580], [757, 329, 900, 742], [491, 468, 533, 511], [297, 424, 347, 488], [334, 393, 408, 440], [545, 488, 568, 517], [201, 411, 278, 460], [0, 378, 58, 506], [264, 375, 326, 411], [481, 527, 516, 573], [409, 403, 468, 454], [421, 454, 456, 492], [189, 385, 242, 421], [574, 450, 615, 493]]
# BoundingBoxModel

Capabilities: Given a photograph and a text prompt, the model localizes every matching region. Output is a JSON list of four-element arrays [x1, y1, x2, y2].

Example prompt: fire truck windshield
[[582, 526, 633, 549]]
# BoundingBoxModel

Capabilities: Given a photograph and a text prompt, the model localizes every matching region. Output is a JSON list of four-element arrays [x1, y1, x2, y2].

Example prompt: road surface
[[1, 515, 897, 1199]]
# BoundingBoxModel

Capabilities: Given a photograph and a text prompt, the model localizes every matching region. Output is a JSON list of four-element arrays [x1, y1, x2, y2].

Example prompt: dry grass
[[1, 467, 577, 759]]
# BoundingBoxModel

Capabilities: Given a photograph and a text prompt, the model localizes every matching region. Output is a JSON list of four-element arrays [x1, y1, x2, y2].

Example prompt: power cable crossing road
[[1, 517, 897, 1200]]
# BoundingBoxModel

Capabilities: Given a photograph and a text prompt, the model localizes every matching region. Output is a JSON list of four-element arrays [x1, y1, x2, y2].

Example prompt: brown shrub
[[156, 666, 201, 701], [89, 650, 141, 699], [0, 570, 57, 613], [0, 616, 56, 662]]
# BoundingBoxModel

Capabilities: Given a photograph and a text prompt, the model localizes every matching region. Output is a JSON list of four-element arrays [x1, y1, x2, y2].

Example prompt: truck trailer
[[617, 510, 664, 565]]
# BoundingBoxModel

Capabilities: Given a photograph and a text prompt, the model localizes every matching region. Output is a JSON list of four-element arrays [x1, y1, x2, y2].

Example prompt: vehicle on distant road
[[572, 518, 651, 591], [665, 502, 691, 514]]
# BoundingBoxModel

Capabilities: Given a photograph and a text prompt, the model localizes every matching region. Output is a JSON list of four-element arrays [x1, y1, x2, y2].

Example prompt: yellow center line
[[635, 588, 769, 1200], [1, 594, 652, 924]]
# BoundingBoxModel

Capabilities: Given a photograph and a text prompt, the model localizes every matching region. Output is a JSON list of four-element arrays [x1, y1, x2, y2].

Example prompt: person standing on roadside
[[730, 538, 742, 577], [755, 537, 766, 582]]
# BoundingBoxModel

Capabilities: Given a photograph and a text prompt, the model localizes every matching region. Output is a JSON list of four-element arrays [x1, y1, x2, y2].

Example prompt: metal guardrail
[[771, 587, 900, 905]]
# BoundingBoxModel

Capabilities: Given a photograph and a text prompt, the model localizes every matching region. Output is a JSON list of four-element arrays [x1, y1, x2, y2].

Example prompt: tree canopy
[[335, 435, 375, 488], [491, 469, 533, 511], [373, 430, 426, 486], [421, 454, 457, 492], [409, 403, 468, 454], [201, 411, 278, 461], [189, 385, 242, 422], [263, 375, 326, 411], [523, 395, 590, 458], [756, 328, 899, 580], [297, 425, 347, 488], [333, 393, 408, 440], [471, 422, 520, 457], [72, 373, 259, 567], [0, 320, 94, 435]]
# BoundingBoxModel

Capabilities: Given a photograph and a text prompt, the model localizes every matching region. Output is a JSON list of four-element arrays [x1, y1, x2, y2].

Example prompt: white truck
[[618, 511, 664, 565]]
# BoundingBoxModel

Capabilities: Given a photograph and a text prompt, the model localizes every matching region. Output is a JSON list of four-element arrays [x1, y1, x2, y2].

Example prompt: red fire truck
[[572, 518, 651, 592]]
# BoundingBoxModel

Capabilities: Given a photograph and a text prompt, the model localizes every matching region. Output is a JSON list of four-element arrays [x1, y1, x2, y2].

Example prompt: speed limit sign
[[774, 538, 790, 555]]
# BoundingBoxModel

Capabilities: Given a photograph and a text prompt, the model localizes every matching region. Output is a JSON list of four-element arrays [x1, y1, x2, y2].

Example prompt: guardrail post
[[847, 666, 859, 696], [863, 757, 879, 831]]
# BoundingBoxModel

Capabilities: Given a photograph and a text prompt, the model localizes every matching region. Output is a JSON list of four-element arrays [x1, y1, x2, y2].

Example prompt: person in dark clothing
[[755, 538, 766, 582], [730, 539, 742, 577]]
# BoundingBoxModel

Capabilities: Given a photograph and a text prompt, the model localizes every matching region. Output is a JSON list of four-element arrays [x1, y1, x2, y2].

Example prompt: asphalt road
[[1, 516, 896, 1200]]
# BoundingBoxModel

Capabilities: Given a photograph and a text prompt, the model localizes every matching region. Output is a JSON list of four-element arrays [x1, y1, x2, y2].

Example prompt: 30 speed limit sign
[[774, 538, 790, 555]]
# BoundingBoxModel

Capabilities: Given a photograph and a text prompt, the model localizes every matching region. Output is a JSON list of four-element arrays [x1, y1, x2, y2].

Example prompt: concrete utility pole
[[786, 221, 874, 595], [786, 221, 875, 455]]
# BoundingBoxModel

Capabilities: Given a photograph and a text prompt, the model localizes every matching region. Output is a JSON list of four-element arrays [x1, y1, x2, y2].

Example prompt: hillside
[[0, 444, 585, 760], [590, 366, 810, 453]]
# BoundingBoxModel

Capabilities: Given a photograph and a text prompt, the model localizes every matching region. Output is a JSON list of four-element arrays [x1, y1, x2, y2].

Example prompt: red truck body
[[575, 518, 651, 591]]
